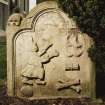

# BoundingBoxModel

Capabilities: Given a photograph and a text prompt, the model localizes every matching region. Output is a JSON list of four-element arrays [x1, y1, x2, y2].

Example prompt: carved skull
[[8, 13, 23, 26], [66, 28, 85, 57], [65, 28, 85, 71]]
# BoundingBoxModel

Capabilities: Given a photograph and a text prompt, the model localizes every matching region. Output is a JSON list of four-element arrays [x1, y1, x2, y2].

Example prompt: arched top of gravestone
[[27, 1, 58, 18], [6, 1, 95, 99], [20, 1, 77, 30]]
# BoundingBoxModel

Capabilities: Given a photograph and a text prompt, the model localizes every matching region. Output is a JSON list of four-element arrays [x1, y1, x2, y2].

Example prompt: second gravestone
[[6, 1, 95, 99]]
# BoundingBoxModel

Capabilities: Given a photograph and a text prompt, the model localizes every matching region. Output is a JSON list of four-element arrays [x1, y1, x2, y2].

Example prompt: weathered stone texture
[[6, 1, 95, 100]]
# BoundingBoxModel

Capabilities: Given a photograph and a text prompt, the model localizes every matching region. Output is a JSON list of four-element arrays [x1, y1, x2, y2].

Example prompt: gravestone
[[6, 1, 95, 99]]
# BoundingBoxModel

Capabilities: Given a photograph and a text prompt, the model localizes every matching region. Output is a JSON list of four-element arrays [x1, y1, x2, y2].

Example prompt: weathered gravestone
[[6, 1, 95, 99]]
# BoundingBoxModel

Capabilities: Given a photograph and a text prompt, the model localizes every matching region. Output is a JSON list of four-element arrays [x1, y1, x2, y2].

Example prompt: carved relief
[[65, 28, 85, 71], [21, 36, 59, 97], [56, 79, 81, 94], [6, 1, 95, 99], [20, 85, 33, 97], [7, 13, 24, 26], [21, 36, 59, 82], [66, 28, 85, 58], [62, 29, 86, 93], [65, 60, 80, 71]]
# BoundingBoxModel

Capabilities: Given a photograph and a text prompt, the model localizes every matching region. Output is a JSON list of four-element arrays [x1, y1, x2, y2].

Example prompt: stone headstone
[[6, 1, 95, 99]]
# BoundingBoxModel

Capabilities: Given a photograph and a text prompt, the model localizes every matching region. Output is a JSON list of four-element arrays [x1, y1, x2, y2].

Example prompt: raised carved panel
[[7, 1, 95, 99]]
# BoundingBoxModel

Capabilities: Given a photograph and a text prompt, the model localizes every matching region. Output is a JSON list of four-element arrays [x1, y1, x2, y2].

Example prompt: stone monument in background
[[6, 1, 95, 99]]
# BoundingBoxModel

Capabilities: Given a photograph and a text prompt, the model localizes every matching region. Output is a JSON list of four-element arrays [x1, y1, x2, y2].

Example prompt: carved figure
[[21, 37, 59, 85], [65, 28, 85, 71], [66, 28, 84, 57], [6, 0, 95, 99], [7, 13, 23, 26]]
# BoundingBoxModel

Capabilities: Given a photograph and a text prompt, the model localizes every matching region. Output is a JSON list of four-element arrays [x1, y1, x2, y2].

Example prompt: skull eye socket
[[9, 19, 19, 22], [10, 20, 14, 22]]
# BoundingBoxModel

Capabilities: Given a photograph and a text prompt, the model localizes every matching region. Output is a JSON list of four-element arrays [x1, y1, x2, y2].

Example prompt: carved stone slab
[[6, 1, 95, 99]]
